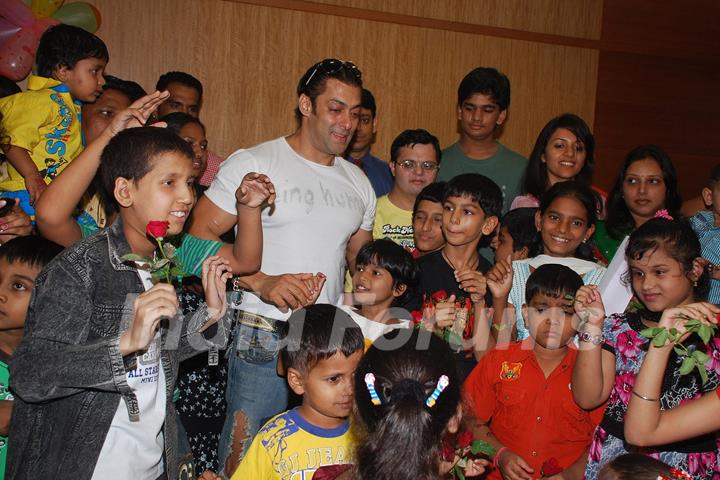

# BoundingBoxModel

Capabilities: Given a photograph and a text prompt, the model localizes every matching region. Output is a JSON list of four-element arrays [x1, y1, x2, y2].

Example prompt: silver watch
[[578, 331, 605, 345]]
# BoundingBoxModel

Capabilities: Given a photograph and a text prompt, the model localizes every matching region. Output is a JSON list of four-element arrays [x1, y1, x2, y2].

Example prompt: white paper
[[598, 236, 633, 316]]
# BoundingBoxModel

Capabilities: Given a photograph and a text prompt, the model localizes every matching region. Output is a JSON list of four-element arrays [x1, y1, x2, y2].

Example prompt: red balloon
[[0, 27, 37, 81]]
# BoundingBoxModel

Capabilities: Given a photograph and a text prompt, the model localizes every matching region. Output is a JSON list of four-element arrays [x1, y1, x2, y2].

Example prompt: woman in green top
[[595, 145, 682, 262]]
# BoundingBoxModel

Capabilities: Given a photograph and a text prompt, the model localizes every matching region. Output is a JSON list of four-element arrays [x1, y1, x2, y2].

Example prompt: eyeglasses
[[395, 160, 439, 172], [304, 58, 362, 87]]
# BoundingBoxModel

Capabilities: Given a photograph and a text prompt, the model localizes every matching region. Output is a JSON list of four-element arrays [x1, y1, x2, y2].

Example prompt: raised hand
[[487, 255, 514, 301], [201, 256, 233, 325], [455, 268, 487, 304], [235, 172, 276, 207], [573, 285, 605, 328], [107, 90, 171, 136]]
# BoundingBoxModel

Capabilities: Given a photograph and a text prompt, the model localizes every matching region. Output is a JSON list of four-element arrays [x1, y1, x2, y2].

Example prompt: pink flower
[[701, 452, 717, 470], [654, 209, 673, 220], [613, 371, 635, 405], [705, 338, 720, 376], [616, 330, 643, 363], [687, 453, 702, 475]]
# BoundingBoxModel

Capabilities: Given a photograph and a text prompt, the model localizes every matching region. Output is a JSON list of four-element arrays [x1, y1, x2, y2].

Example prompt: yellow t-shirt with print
[[372, 195, 414, 249], [0, 75, 83, 192], [232, 408, 353, 480]]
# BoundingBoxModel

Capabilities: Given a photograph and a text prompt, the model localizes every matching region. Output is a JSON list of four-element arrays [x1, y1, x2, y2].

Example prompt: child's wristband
[[493, 446, 509, 468]]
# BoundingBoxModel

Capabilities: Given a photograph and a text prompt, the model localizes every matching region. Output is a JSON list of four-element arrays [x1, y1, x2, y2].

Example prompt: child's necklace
[[442, 250, 479, 272]]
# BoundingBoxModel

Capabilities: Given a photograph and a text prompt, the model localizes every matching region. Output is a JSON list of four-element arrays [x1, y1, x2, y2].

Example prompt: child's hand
[[434, 295, 457, 329], [0, 198, 32, 242], [658, 302, 720, 344], [236, 172, 276, 208], [120, 283, 179, 356], [455, 268, 487, 304], [201, 256, 233, 326], [573, 285, 605, 329], [107, 90, 171, 137], [301, 273, 326, 309], [497, 448, 534, 480], [24, 173, 46, 206], [487, 255, 514, 300]]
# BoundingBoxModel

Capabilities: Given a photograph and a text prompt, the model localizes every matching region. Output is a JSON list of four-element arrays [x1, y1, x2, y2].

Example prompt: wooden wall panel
[[310, 0, 603, 40], [87, 0, 598, 162], [593, 0, 720, 199]]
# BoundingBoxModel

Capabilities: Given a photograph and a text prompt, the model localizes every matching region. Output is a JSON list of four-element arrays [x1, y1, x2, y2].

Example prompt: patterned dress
[[585, 312, 720, 479]]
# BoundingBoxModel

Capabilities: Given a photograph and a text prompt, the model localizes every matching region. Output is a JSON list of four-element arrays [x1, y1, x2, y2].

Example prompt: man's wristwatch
[[578, 330, 605, 345]]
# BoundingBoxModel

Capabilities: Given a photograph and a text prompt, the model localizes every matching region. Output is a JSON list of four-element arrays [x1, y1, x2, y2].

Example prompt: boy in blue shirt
[[8, 127, 272, 479], [690, 164, 720, 304], [0, 24, 108, 215]]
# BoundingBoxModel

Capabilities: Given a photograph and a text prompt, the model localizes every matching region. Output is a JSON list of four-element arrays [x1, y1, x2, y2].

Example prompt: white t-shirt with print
[[92, 270, 166, 479], [205, 137, 376, 320]]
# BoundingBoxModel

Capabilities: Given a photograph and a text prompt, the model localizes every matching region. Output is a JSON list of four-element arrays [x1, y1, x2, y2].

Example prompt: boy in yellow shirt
[[0, 24, 108, 215], [231, 305, 363, 479]]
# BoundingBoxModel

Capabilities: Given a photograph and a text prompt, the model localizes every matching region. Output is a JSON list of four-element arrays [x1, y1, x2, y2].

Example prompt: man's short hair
[[443, 173, 503, 219], [103, 75, 147, 103], [98, 127, 194, 212], [389, 129, 441, 165], [457, 67, 510, 110], [360, 88, 377, 117], [281, 304, 364, 374], [156, 71, 204, 100], [36, 25, 108, 78], [0, 235, 63, 270], [295, 59, 363, 121], [525, 264, 583, 304]]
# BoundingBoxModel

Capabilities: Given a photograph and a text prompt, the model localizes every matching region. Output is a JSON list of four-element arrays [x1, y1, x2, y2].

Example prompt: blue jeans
[[217, 324, 288, 476]]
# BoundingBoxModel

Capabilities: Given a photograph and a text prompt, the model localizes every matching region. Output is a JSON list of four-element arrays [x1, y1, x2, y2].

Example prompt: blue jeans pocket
[[234, 327, 279, 365]]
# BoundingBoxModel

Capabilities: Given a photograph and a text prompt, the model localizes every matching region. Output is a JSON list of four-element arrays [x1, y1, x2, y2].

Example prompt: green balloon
[[52, 2, 100, 33]]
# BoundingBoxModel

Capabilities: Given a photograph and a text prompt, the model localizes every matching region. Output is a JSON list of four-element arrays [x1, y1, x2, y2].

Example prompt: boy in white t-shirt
[[8, 127, 273, 479]]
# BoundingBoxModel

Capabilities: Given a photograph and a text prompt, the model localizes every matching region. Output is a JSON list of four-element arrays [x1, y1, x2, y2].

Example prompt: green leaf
[[698, 364, 709, 385], [674, 346, 686, 357], [698, 325, 712, 344], [470, 439, 496, 457], [652, 329, 669, 347], [120, 253, 145, 262], [639, 327, 657, 338], [684, 318, 701, 327], [152, 259, 170, 270], [692, 350, 710, 364], [163, 243, 177, 259], [679, 357, 696, 375]]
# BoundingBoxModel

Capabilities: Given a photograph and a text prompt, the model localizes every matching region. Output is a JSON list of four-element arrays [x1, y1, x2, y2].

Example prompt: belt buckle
[[238, 311, 275, 332]]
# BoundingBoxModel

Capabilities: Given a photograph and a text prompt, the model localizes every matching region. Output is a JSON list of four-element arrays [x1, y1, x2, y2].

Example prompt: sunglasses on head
[[304, 58, 362, 88]]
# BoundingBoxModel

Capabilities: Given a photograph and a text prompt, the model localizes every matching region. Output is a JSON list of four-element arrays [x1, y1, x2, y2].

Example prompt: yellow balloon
[[31, 0, 64, 18]]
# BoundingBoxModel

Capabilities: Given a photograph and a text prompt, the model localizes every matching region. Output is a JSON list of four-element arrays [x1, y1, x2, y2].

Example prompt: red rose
[[146, 220, 169, 239], [410, 310, 423, 325], [541, 457, 562, 476], [441, 441, 456, 462], [456, 430, 473, 448], [432, 290, 448, 302]]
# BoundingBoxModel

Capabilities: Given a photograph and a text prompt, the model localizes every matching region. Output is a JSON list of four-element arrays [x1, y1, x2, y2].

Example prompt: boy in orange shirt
[[464, 264, 603, 480]]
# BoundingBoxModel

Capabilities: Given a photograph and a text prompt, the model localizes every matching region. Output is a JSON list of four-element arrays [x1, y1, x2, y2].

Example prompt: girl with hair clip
[[572, 216, 720, 479], [599, 454, 691, 480], [312, 330, 488, 480], [511, 113, 606, 215], [487, 181, 606, 341], [594, 144, 682, 262]]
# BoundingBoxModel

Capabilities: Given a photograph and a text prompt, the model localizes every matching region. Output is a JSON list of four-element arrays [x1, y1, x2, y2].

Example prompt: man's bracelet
[[578, 330, 605, 345]]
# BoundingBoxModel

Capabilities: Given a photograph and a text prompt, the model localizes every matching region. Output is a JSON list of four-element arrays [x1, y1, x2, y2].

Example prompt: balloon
[[51, 2, 100, 33], [31, 0, 64, 19], [29, 16, 59, 39], [0, 27, 36, 81], [0, 0, 35, 27], [0, 17, 22, 49]]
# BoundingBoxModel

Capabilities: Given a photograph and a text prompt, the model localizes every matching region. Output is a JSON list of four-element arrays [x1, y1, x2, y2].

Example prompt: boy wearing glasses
[[189, 58, 375, 476], [373, 129, 441, 249]]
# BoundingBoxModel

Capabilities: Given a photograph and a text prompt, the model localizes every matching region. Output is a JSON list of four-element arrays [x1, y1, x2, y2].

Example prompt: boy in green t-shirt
[[0, 236, 62, 479]]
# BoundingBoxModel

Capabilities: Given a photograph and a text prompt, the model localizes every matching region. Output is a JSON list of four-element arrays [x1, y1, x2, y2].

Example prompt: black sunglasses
[[304, 58, 362, 88]]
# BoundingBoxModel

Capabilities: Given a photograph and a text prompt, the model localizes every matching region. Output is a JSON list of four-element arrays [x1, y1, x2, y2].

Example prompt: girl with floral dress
[[572, 217, 720, 479]]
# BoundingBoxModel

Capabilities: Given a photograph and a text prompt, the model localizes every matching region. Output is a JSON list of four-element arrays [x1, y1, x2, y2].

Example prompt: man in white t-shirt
[[189, 58, 375, 476]]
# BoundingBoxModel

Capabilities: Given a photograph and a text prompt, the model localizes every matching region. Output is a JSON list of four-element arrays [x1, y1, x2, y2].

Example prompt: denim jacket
[[8, 219, 231, 480]]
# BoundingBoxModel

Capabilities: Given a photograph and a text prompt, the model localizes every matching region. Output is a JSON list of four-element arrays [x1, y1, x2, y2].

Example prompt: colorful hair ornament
[[425, 375, 450, 408], [365, 373, 381, 406], [654, 209, 673, 220]]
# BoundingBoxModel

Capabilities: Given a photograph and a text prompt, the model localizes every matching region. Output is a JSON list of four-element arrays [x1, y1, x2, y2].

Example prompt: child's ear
[[690, 257, 706, 284], [521, 304, 530, 329], [114, 177, 134, 208], [54, 65, 70, 82], [701, 187, 713, 208], [515, 245, 530, 261], [298, 94, 313, 118], [534, 210, 543, 231], [481, 215, 499, 236], [286, 367, 306, 396], [446, 403, 463, 434], [583, 224, 596, 243], [392, 283, 407, 298]]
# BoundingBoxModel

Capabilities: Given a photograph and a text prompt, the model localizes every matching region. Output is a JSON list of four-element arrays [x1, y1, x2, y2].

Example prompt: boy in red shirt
[[464, 264, 603, 480]]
